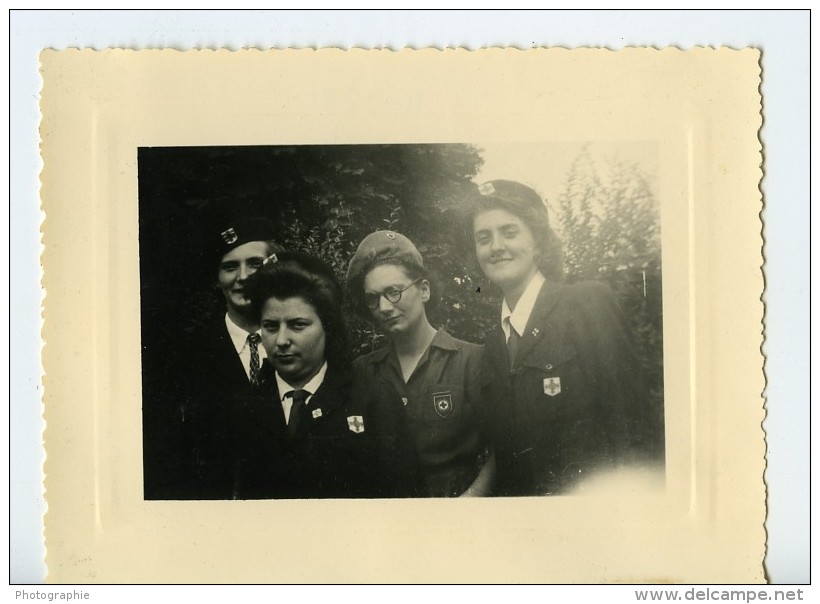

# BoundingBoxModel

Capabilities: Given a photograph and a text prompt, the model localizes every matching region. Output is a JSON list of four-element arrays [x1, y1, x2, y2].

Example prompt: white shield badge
[[433, 393, 453, 418], [347, 415, 365, 433], [311, 408, 323, 419], [543, 377, 561, 397]]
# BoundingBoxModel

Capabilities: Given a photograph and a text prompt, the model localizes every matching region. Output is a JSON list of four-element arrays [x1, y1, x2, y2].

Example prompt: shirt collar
[[429, 328, 459, 351], [275, 361, 328, 401], [501, 271, 546, 339], [367, 328, 459, 365], [224, 313, 261, 354]]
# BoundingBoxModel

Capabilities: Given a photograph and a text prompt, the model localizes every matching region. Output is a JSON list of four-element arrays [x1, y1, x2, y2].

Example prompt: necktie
[[247, 333, 261, 386], [506, 321, 520, 369], [287, 390, 309, 437]]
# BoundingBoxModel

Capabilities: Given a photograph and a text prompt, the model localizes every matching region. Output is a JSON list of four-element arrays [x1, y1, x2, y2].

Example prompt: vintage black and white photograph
[[39, 45, 768, 583], [139, 142, 666, 501]]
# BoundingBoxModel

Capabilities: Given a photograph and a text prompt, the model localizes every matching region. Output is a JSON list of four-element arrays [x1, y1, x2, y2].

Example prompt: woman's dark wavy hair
[[244, 251, 350, 371], [465, 179, 564, 281]]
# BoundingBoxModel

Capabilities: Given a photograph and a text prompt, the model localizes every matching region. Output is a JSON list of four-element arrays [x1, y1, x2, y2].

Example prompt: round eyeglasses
[[363, 278, 422, 310]]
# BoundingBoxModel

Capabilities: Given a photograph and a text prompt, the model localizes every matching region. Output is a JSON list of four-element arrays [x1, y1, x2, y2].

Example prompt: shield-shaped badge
[[543, 377, 561, 397], [220, 227, 238, 244], [433, 392, 453, 418], [347, 415, 365, 433], [311, 408, 323, 419]]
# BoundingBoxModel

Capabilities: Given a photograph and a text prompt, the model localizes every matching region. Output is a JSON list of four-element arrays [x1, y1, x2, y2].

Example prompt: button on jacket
[[481, 280, 662, 496]]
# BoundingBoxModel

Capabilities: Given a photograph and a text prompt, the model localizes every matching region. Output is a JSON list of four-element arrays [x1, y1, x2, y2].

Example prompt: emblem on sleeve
[[433, 392, 453, 418], [220, 227, 238, 244], [543, 377, 561, 397], [347, 415, 365, 433]]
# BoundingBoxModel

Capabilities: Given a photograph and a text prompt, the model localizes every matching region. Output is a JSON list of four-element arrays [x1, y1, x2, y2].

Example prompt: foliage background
[[138, 144, 663, 415]]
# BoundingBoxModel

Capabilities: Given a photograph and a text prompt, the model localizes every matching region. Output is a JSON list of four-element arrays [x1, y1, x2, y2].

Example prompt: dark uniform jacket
[[481, 280, 661, 496], [228, 364, 372, 499], [353, 330, 488, 498], [144, 316, 255, 500]]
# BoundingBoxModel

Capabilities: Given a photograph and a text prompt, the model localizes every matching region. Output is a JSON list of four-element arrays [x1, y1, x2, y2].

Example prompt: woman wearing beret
[[346, 231, 494, 498], [144, 215, 281, 500], [226, 252, 371, 498], [468, 180, 661, 496]]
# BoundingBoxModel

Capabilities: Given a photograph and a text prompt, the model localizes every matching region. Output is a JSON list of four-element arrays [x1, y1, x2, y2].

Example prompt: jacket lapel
[[201, 318, 253, 393], [513, 281, 565, 367], [305, 367, 349, 419], [249, 372, 287, 434], [483, 324, 509, 381]]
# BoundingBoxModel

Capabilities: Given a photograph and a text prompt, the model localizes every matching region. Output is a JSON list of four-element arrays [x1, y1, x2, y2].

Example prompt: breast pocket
[[518, 345, 583, 422], [421, 383, 464, 422]]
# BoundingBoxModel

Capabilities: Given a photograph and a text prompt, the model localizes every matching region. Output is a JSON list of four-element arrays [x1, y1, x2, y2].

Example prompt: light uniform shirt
[[275, 362, 328, 424], [224, 313, 267, 380], [500, 271, 546, 341]]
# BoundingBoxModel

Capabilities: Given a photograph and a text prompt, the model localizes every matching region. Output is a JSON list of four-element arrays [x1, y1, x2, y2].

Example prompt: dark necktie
[[247, 333, 261, 386], [506, 321, 520, 369], [287, 389, 309, 437]]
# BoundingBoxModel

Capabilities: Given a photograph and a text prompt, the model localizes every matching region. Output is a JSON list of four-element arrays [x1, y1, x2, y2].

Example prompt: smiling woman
[[142, 215, 281, 500], [467, 180, 664, 496]]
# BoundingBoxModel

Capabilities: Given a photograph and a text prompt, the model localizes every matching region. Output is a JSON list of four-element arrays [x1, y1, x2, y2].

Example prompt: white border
[[8, 9, 810, 584]]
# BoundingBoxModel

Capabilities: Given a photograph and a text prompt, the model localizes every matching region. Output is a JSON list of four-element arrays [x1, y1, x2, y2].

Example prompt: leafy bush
[[139, 143, 662, 407]]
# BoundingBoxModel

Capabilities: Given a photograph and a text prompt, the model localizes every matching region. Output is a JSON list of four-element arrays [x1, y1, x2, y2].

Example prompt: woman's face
[[216, 241, 271, 315], [473, 208, 540, 294], [260, 295, 327, 388], [363, 263, 429, 338]]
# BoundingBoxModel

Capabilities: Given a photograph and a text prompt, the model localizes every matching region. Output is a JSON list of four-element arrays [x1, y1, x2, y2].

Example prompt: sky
[[473, 140, 660, 221]]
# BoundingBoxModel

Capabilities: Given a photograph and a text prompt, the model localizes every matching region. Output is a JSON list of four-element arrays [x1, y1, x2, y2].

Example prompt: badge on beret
[[543, 377, 561, 397], [347, 415, 365, 433], [312, 408, 323, 419], [220, 227, 238, 245], [478, 182, 496, 196], [433, 392, 453, 418], [385, 231, 396, 239]]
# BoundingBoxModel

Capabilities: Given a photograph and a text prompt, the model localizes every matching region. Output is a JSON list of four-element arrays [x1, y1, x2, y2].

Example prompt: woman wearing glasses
[[346, 231, 494, 497]]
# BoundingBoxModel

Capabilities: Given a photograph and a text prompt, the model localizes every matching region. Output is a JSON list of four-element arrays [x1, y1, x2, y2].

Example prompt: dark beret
[[475, 179, 550, 224], [210, 215, 278, 265]]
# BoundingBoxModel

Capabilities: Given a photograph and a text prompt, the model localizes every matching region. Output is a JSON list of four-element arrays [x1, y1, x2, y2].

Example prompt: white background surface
[[8, 9, 810, 585]]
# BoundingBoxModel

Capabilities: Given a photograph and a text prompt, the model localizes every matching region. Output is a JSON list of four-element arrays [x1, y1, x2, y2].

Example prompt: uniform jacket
[[228, 364, 372, 499], [144, 316, 256, 500], [481, 279, 660, 496]]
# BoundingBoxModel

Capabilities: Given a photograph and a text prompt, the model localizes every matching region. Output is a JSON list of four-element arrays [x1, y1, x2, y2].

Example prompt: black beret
[[476, 180, 550, 224], [210, 215, 278, 265]]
